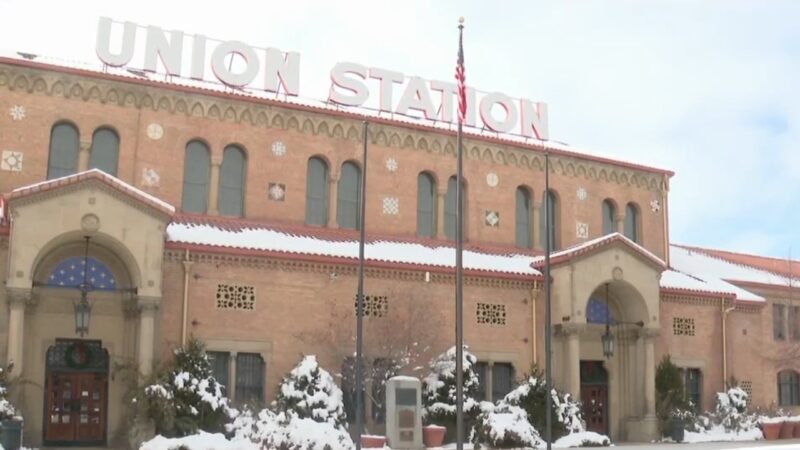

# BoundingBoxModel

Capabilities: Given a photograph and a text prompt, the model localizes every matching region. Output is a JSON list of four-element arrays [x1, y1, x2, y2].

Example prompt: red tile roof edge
[[0, 57, 675, 178], [674, 244, 800, 278]]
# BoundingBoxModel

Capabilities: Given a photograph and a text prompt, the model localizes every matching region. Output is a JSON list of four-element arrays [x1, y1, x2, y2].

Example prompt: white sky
[[1, 0, 798, 258]]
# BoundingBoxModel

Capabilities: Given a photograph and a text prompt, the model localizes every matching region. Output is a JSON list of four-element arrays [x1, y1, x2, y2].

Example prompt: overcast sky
[[1, 0, 798, 258]]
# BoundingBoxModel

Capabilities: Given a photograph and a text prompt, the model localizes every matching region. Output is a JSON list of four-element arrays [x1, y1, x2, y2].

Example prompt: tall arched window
[[219, 145, 246, 217], [624, 202, 640, 243], [515, 186, 532, 248], [181, 140, 210, 213], [602, 199, 616, 235], [337, 162, 361, 229], [417, 173, 437, 238], [444, 176, 465, 240], [539, 190, 559, 251], [88, 127, 120, 176], [47, 122, 79, 180], [306, 157, 329, 226], [778, 370, 800, 406]]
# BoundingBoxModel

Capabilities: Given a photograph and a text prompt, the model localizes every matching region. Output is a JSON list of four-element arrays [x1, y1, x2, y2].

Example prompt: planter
[[669, 418, 685, 443], [361, 435, 386, 448], [794, 421, 800, 438], [780, 420, 795, 439], [423, 425, 446, 448], [0, 419, 22, 450], [761, 421, 782, 440]]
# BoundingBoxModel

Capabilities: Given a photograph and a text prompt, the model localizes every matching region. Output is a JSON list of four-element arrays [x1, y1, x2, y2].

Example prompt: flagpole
[[544, 150, 553, 450], [455, 17, 466, 450], [355, 120, 369, 450]]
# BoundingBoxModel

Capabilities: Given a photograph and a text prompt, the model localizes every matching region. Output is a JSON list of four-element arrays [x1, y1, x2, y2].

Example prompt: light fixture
[[74, 236, 93, 337], [602, 283, 614, 359]]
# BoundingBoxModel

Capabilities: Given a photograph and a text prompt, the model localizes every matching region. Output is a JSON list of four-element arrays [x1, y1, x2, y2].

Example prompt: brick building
[[0, 53, 798, 447]]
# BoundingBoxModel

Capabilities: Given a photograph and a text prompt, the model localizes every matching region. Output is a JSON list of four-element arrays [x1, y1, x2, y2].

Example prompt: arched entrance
[[43, 339, 109, 446], [580, 360, 609, 435]]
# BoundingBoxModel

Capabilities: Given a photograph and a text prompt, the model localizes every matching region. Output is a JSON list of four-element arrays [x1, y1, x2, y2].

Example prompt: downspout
[[721, 297, 736, 388], [662, 174, 671, 266], [530, 280, 539, 367], [181, 248, 193, 346]]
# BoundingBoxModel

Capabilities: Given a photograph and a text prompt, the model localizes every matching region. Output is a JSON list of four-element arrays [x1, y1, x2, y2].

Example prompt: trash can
[[0, 419, 23, 450]]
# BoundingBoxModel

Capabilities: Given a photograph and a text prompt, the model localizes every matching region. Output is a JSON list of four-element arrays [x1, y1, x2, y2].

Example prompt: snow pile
[[472, 404, 544, 449], [422, 346, 481, 426], [227, 407, 355, 450], [552, 431, 611, 447], [140, 431, 257, 450], [683, 424, 763, 443], [273, 355, 347, 428]]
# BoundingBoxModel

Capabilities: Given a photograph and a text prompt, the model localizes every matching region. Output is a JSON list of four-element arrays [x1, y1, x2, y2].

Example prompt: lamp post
[[74, 236, 93, 337]]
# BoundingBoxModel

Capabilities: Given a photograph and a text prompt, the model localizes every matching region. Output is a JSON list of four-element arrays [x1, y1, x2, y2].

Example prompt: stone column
[[137, 296, 160, 376], [436, 187, 447, 239], [229, 352, 238, 401], [78, 140, 92, 172], [563, 325, 581, 397], [5, 288, 30, 378], [208, 156, 222, 215], [327, 174, 339, 228], [532, 202, 542, 250], [644, 329, 658, 417], [615, 213, 625, 234]]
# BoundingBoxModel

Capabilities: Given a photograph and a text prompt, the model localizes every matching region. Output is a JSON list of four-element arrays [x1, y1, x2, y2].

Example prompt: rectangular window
[[778, 372, 800, 406], [207, 351, 230, 395], [474, 362, 488, 401], [792, 306, 800, 341], [774, 304, 787, 341], [235, 353, 264, 404], [684, 368, 702, 413], [491, 363, 515, 403]]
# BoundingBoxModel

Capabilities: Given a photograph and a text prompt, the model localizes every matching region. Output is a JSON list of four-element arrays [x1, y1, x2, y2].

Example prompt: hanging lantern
[[74, 236, 93, 337], [602, 324, 614, 358]]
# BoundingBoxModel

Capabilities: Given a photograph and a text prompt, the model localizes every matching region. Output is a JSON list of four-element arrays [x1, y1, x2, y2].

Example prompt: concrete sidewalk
[[615, 439, 800, 449]]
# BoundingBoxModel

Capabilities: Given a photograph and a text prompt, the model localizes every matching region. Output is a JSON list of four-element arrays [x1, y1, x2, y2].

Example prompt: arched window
[[47, 122, 79, 180], [219, 145, 246, 217], [444, 176, 465, 240], [88, 127, 120, 176], [181, 140, 210, 213], [624, 202, 640, 243], [778, 370, 800, 406], [602, 199, 616, 235], [417, 173, 436, 238], [337, 162, 361, 229], [515, 187, 532, 248], [586, 297, 615, 324], [306, 157, 329, 226], [47, 256, 117, 291], [539, 190, 559, 251]]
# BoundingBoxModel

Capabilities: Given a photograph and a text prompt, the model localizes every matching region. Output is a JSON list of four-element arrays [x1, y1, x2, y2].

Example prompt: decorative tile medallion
[[486, 172, 499, 187], [9, 105, 25, 121], [576, 187, 588, 201], [272, 140, 287, 156], [485, 210, 500, 227], [650, 199, 661, 212], [146, 123, 163, 140], [141, 168, 160, 187], [576, 222, 589, 239], [382, 197, 399, 215], [1, 150, 23, 172], [385, 157, 398, 172], [268, 183, 286, 201]]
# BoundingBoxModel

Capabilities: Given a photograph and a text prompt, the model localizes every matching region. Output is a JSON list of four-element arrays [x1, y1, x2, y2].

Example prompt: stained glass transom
[[48, 257, 116, 291], [586, 297, 615, 324]]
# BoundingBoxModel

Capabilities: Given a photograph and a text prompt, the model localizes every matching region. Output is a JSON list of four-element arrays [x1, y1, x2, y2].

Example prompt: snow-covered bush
[[500, 367, 583, 441], [227, 407, 354, 450], [0, 363, 20, 421], [471, 403, 543, 449], [422, 346, 482, 440], [139, 338, 230, 437], [273, 355, 347, 429], [714, 387, 756, 432]]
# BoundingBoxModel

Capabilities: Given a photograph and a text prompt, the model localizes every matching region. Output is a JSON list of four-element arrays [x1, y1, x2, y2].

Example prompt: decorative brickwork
[[741, 380, 753, 402], [672, 317, 695, 336], [216, 284, 256, 310], [354, 295, 388, 317], [477, 302, 506, 325]]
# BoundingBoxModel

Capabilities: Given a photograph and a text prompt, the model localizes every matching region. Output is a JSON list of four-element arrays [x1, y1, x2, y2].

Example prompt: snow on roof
[[664, 245, 782, 302], [10, 168, 175, 214], [531, 232, 667, 268], [166, 220, 540, 276]]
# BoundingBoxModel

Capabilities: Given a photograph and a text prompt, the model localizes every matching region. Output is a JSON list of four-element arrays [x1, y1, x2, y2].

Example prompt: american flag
[[455, 21, 466, 124], [48, 256, 117, 291]]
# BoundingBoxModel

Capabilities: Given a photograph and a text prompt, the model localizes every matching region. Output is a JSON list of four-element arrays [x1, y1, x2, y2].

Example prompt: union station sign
[[96, 17, 549, 140]]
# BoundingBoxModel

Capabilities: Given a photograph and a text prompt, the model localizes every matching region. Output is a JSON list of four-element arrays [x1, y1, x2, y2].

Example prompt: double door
[[44, 371, 107, 445], [581, 384, 609, 435]]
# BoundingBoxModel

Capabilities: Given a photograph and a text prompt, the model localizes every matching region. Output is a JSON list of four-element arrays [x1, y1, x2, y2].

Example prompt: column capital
[[211, 155, 223, 166], [641, 327, 660, 339], [558, 323, 584, 336], [182, 259, 195, 272], [79, 140, 92, 152], [532, 201, 542, 210], [5, 287, 32, 308], [136, 295, 161, 313]]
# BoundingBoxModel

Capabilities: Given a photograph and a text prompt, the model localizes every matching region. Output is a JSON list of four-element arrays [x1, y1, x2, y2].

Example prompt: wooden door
[[581, 384, 608, 435], [45, 372, 107, 444]]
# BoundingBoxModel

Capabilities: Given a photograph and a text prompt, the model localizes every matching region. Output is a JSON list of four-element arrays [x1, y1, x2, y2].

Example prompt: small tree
[[655, 355, 690, 434], [0, 363, 19, 421], [422, 346, 481, 440], [140, 338, 230, 437], [273, 355, 348, 429]]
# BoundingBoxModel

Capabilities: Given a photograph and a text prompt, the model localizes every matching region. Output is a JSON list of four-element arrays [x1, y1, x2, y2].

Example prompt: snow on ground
[[553, 431, 611, 447], [140, 431, 258, 450], [682, 424, 764, 443]]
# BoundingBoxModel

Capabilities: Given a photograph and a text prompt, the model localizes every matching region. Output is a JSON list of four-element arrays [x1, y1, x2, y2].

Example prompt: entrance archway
[[580, 360, 609, 435], [43, 339, 109, 446]]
